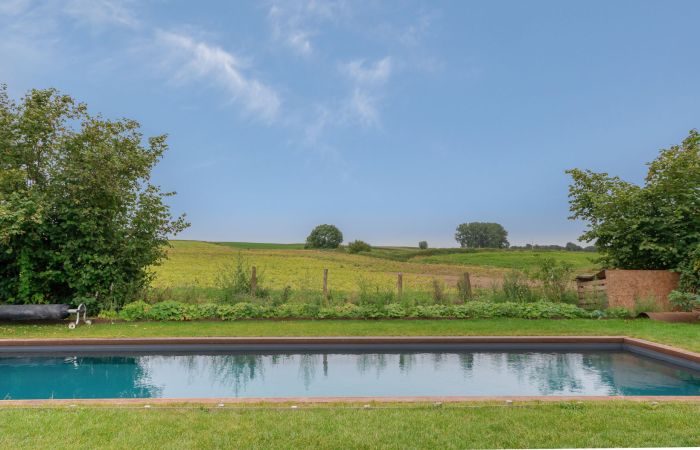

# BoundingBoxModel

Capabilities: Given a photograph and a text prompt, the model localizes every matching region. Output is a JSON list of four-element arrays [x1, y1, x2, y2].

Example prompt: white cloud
[[267, 0, 347, 57], [341, 57, 392, 84], [156, 30, 281, 122], [347, 89, 379, 127], [62, 0, 138, 28]]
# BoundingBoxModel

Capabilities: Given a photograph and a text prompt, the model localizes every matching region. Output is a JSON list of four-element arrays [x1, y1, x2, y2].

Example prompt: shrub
[[116, 300, 611, 321], [528, 258, 575, 303], [668, 290, 700, 312], [119, 301, 150, 321], [418, 241, 428, 250], [305, 224, 343, 249], [347, 240, 371, 254], [501, 271, 536, 303]]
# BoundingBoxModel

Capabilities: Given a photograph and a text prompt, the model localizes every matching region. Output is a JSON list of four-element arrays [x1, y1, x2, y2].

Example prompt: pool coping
[[0, 336, 698, 405]]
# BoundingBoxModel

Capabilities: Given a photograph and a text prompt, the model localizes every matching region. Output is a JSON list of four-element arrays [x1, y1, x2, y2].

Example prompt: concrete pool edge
[[0, 336, 698, 404]]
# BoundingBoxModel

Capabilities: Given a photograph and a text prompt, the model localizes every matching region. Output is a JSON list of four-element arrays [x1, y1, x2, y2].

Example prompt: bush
[[528, 258, 575, 303], [305, 224, 343, 249], [668, 290, 700, 312], [347, 240, 371, 254], [117, 300, 605, 321], [418, 241, 428, 250], [500, 271, 536, 303]]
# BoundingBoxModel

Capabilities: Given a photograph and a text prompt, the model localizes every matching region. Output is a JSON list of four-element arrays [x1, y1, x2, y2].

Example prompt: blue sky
[[1, 0, 699, 247]]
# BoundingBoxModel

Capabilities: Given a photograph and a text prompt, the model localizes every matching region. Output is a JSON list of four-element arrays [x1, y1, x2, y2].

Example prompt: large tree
[[455, 222, 509, 249], [0, 86, 188, 310], [305, 224, 343, 249], [567, 130, 700, 291]]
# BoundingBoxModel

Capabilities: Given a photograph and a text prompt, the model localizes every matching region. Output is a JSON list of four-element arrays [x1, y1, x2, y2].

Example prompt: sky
[[1, 0, 699, 247]]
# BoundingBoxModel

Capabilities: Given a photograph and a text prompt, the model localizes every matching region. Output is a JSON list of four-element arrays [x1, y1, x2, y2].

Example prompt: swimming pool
[[1, 337, 698, 400]]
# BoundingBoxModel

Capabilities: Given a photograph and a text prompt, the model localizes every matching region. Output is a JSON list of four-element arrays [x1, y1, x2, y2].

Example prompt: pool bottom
[[0, 337, 699, 401]]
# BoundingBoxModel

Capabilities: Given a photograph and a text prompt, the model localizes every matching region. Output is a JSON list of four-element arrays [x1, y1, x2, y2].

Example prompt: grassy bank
[[0, 402, 697, 449], [2, 319, 698, 352]]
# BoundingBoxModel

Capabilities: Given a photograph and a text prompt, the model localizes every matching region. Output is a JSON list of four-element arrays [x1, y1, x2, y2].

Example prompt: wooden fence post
[[323, 268, 328, 302], [462, 272, 472, 299], [397, 273, 403, 299], [251, 266, 257, 296]]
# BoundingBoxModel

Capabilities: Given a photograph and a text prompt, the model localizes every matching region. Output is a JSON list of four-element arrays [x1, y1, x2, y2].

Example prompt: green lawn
[[0, 402, 697, 449], [2, 319, 698, 352]]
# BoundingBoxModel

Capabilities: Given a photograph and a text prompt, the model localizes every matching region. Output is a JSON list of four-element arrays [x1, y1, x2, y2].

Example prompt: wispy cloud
[[347, 88, 379, 127], [267, 0, 347, 57], [156, 30, 281, 122], [341, 57, 392, 84], [62, 0, 138, 28]]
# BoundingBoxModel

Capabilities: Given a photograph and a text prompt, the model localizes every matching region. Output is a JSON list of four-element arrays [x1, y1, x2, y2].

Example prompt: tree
[[347, 240, 371, 253], [565, 242, 583, 251], [567, 130, 700, 291], [0, 86, 188, 310], [455, 222, 509, 248], [418, 241, 428, 250], [305, 224, 343, 249]]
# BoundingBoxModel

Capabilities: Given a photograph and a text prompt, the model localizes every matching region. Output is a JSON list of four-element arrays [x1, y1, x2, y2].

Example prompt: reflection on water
[[0, 351, 698, 399]]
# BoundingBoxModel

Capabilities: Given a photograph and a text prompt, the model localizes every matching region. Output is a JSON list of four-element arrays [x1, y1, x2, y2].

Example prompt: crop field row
[[150, 241, 599, 297]]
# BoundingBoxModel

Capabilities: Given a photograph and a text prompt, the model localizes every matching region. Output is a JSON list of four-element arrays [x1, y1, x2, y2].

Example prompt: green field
[[1, 402, 697, 449], [414, 250, 598, 271], [151, 241, 598, 301]]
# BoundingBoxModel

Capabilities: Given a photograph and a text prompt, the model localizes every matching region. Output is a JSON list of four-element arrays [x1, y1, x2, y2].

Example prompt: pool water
[[1, 350, 698, 399]]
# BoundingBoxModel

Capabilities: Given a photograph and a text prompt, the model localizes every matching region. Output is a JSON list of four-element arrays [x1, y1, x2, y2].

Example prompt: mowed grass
[[3, 319, 699, 352], [0, 402, 698, 449], [415, 250, 598, 272]]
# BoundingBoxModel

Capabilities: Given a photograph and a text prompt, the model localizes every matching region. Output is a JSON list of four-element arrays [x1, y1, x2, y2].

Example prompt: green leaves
[[567, 130, 700, 290], [0, 86, 188, 309], [455, 222, 509, 249], [305, 224, 343, 249]]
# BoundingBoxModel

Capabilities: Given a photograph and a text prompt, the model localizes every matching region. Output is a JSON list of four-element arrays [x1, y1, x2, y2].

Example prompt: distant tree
[[567, 130, 700, 291], [305, 224, 343, 249], [347, 240, 371, 254], [0, 86, 188, 310], [565, 242, 583, 251], [418, 241, 428, 250], [455, 222, 509, 249]]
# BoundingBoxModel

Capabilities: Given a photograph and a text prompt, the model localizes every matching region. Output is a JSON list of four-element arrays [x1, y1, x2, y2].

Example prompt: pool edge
[[0, 335, 698, 404]]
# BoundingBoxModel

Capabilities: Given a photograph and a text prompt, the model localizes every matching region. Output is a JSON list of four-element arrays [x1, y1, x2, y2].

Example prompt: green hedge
[[110, 300, 631, 321]]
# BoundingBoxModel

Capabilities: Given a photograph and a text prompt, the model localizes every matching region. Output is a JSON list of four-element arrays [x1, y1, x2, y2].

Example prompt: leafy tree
[[418, 240, 428, 250], [567, 130, 700, 291], [0, 86, 188, 310], [565, 242, 583, 251], [347, 240, 371, 254], [455, 222, 509, 248], [305, 224, 343, 249]]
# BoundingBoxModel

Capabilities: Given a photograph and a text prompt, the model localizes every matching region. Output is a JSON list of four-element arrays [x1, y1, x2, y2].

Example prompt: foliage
[[527, 258, 575, 303], [304, 224, 343, 249], [0, 86, 187, 310], [567, 130, 700, 291], [117, 300, 602, 321], [668, 290, 700, 312], [500, 271, 536, 303], [676, 244, 700, 294], [347, 240, 371, 253], [214, 253, 268, 302], [455, 222, 509, 249], [418, 241, 428, 250], [632, 296, 663, 315]]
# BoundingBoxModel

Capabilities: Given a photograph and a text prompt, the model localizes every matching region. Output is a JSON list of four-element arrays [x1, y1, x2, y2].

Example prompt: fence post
[[397, 273, 403, 299], [462, 272, 472, 299], [323, 268, 328, 302], [251, 266, 257, 296]]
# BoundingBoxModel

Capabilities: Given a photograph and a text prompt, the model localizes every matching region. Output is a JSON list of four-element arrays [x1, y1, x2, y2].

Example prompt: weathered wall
[[604, 270, 680, 311]]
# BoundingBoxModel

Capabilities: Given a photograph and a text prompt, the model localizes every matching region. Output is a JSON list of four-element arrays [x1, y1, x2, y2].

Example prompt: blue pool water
[[1, 350, 698, 399]]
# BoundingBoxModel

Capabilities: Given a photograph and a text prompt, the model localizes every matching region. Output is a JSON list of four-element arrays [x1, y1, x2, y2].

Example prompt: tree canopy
[[455, 222, 509, 249], [0, 86, 188, 310], [305, 224, 343, 249], [567, 130, 700, 291]]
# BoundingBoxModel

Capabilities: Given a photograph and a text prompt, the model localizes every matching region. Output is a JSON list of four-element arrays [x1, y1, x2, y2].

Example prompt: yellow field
[[152, 241, 506, 294]]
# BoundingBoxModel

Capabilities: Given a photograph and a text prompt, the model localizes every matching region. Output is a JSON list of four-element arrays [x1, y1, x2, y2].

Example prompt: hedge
[[109, 300, 632, 321]]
